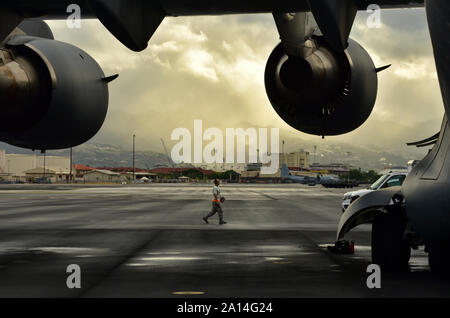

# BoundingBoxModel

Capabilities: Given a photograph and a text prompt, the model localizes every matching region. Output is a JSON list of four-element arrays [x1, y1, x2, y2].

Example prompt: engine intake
[[265, 37, 378, 136], [0, 36, 110, 150]]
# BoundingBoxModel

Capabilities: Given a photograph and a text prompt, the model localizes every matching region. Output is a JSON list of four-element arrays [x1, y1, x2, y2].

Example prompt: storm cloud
[[46, 8, 443, 157]]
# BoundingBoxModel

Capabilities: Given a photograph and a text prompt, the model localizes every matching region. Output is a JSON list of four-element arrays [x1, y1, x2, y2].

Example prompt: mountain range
[[0, 138, 429, 171]]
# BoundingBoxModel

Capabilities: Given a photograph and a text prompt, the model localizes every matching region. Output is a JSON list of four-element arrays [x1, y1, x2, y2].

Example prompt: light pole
[[42, 150, 46, 179], [133, 134, 136, 184], [314, 145, 317, 163], [69, 147, 72, 183]]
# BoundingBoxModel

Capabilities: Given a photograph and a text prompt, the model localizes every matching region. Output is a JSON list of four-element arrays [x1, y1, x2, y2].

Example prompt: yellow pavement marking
[[172, 291, 205, 295]]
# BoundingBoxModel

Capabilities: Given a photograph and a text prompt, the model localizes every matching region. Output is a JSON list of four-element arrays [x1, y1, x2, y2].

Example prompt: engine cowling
[[0, 36, 110, 150], [265, 37, 378, 136]]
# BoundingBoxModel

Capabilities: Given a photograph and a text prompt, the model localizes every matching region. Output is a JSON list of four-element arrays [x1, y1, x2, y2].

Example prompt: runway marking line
[[172, 291, 205, 295]]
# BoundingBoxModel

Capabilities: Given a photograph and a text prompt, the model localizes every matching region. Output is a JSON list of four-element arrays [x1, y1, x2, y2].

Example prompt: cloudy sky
[[47, 8, 444, 156]]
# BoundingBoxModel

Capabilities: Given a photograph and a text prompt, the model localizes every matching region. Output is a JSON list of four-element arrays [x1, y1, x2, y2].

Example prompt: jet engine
[[0, 36, 113, 150], [265, 37, 378, 136]]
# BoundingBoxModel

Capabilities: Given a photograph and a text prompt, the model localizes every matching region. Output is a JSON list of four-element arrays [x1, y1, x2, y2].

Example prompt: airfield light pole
[[133, 134, 136, 184], [69, 147, 72, 183], [42, 150, 46, 179], [314, 145, 317, 163]]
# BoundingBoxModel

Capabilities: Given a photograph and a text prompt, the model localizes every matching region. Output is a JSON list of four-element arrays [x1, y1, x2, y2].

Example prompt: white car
[[342, 172, 408, 212]]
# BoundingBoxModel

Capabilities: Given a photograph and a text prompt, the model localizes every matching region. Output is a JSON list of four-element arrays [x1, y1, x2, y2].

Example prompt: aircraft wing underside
[[0, 0, 425, 53], [4, 1, 426, 19], [0, 0, 432, 150]]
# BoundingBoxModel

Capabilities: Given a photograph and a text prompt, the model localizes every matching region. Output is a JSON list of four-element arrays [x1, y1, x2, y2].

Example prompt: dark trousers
[[206, 202, 224, 221]]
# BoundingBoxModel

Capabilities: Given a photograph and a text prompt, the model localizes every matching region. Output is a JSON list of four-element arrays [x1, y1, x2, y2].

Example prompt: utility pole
[[314, 145, 317, 163], [133, 134, 136, 184], [69, 147, 72, 183], [42, 150, 46, 179]]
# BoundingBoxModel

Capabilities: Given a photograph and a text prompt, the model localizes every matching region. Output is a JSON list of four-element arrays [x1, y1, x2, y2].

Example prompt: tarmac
[[0, 183, 448, 298]]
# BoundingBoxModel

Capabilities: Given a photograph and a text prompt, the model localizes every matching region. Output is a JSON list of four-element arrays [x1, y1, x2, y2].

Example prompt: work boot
[[202, 217, 209, 224], [219, 220, 227, 225]]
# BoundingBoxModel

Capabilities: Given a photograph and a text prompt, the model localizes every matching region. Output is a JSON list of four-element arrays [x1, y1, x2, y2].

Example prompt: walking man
[[203, 178, 227, 225]]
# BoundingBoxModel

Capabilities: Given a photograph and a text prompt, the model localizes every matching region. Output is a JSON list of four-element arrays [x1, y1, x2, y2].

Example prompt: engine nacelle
[[265, 38, 378, 136], [0, 36, 110, 150]]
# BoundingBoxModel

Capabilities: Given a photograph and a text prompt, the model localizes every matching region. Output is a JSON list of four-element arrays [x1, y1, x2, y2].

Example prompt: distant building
[[121, 171, 158, 183], [73, 164, 95, 178], [71, 165, 159, 183], [0, 151, 70, 179], [96, 166, 148, 173], [236, 151, 310, 182], [83, 169, 121, 183], [310, 163, 352, 176], [24, 167, 71, 183], [93, 166, 157, 183], [194, 151, 310, 173], [224, 163, 247, 173], [3, 154, 37, 177], [0, 150, 6, 174], [240, 170, 281, 178], [178, 176, 191, 183], [279, 151, 310, 169], [246, 163, 263, 171], [150, 167, 216, 176], [193, 163, 247, 173], [37, 156, 70, 171]]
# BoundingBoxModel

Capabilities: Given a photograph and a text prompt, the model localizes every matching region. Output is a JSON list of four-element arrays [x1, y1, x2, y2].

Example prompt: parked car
[[341, 171, 408, 212]]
